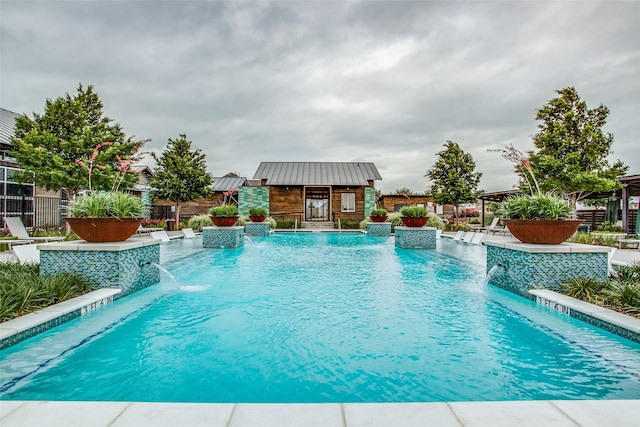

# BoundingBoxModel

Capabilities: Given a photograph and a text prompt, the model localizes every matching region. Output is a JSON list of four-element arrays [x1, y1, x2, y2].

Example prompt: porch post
[[621, 186, 629, 234]]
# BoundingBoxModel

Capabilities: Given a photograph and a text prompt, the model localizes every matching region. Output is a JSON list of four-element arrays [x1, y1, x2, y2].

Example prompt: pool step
[[301, 221, 334, 229]]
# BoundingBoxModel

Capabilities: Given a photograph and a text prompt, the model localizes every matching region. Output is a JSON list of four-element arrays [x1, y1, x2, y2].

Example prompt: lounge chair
[[452, 231, 464, 241], [182, 228, 197, 239], [435, 229, 442, 239], [12, 243, 40, 264], [1, 238, 35, 253], [3, 217, 65, 243], [462, 232, 474, 243], [150, 231, 171, 243], [136, 226, 164, 235], [150, 230, 183, 242], [470, 233, 484, 245]]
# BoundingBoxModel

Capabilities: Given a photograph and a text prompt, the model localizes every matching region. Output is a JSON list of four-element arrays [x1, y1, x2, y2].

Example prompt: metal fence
[[1, 195, 68, 229]]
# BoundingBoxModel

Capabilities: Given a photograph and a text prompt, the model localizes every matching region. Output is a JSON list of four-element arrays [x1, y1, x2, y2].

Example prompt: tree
[[528, 87, 628, 214], [393, 187, 418, 195], [11, 84, 141, 198], [150, 134, 213, 228], [425, 141, 483, 227]]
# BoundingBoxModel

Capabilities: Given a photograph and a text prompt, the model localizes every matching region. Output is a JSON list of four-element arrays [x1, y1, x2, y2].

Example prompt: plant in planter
[[67, 142, 147, 242], [369, 209, 389, 222], [248, 207, 268, 222], [400, 206, 429, 227], [209, 204, 239, 226], [495, 146, 582, 244]]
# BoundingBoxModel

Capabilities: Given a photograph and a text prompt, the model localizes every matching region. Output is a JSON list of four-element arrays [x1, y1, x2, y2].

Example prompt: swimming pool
[[1, 233, 639, 402]]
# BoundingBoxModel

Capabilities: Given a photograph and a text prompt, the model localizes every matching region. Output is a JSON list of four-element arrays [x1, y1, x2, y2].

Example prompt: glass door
[[305, 187, 330, 221]]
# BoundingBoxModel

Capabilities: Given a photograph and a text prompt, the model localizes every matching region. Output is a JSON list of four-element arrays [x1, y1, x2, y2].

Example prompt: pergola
[[478, 174, 640, 236]]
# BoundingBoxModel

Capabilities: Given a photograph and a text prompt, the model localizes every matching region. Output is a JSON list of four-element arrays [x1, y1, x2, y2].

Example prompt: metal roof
[[253, 162, 382, 186], [0, 108, 21, 148], [212, 175, 247, 192]]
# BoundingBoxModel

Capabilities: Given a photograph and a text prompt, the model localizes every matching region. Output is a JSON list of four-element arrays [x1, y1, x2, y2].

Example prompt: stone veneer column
[[38, 238, 161, 295], [394, 226, 437, 249], [203, 225, 245, 248], [484, 240, 611, 298]]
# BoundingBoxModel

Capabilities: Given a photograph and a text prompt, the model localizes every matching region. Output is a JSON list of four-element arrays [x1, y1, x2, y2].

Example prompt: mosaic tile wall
[[238, 186, 269, 216], [364, 187, 376, 216], [203, 226, 244, 248], [245, 222, 270, 236], [535, 295, 640, 344], [40, 244, 160, 295], [367, 222, 391, 236], [486, 245, 608, 298], [395, 227, 436, 249], [0, 312, 80, 351]]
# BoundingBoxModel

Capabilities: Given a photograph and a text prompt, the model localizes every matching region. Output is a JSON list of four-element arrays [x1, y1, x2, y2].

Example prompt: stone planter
[[370, 215, 388, 223], [65, 217, 143, 242], [503, 219, 583, 244], [400, 217, 428, 227], [249, 215, 266, 223], [210, 216, 239, 227]]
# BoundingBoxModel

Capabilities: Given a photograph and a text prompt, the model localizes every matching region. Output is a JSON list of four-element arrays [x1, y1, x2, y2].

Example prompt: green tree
[[150, 134, 213, 228], [425, 141, 483, 226], [11, 84, 141, 197], [529, 87, 627, 214], [393, 187, 417, 195]]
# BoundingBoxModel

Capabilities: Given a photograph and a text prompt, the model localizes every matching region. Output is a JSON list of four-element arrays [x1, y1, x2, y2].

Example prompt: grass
[[0, 262, 96, 322]]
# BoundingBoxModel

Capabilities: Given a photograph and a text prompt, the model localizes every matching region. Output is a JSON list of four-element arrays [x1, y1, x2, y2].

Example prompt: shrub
[[0, 262, 94, 321], [560, 277, 610, 305], [69, 192, 146, 218], [497, 193, 571, 220], [426, 213, 445, 230], [209, 205, 239, 217], [187, 215, 213, 232], [337, 220, 360, 229], [400, 206, 428, 218], [597, 221, 624, 233], [249, 207, 268, 216], [369, 209, 388, 217], [276, 219, 297, 229], [266, 217, 277, 229]]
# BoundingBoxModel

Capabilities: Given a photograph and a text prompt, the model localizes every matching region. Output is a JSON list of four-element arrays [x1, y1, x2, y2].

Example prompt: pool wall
[[485, 240, 610, 298], [394, 226, 436, 248], [203, 226, 244, 248], [39, 239, 161, 295]]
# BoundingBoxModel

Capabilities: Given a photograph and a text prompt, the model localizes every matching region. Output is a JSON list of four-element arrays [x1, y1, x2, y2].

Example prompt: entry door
[[305, 187, 330, 221]]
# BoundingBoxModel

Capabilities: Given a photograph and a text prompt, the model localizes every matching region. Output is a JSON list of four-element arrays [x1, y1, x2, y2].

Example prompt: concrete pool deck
[[1, 399, 639, 426]]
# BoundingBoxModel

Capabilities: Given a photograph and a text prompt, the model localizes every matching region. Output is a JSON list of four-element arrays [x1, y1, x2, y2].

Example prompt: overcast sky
[[1, 0, 638, 194]]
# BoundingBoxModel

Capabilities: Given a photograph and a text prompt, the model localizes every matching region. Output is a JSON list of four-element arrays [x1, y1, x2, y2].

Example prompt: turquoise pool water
[[1, 233, 639, 402]]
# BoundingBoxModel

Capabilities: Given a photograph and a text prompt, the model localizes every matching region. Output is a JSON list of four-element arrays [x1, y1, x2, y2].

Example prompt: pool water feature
[[1, 234, 639, 403]]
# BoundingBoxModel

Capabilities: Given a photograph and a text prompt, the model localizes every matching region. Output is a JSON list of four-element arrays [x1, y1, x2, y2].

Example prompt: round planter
[[400, 217, 428, 227], [504, 219, 583, 244], [210, 216, 239, 227], [66, 217, 143, 242], [370, 216, 388, 223], [249, 215, 266, 223]]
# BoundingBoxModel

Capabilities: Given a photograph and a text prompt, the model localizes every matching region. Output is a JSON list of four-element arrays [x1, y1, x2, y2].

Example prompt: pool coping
[[1, 399, 639, 426], [0, 288, 121, 350]]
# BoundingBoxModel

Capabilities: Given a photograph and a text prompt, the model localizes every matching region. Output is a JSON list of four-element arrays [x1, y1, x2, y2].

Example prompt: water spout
[[151, 263, 208, 292], [244, 235, 254, 244], [485, 263, 506, 286]]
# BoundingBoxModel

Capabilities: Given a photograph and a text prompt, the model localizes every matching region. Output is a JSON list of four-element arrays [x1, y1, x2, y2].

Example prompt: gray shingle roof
[[253, 162, 382, 186], [212, 175, 247, 192], [0, 108, 22, 147]]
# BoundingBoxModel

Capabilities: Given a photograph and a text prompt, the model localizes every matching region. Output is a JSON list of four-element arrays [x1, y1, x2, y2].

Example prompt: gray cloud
[[1, 0, 638, 194]]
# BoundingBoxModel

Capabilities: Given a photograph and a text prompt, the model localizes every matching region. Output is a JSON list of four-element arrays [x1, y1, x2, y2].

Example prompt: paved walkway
[[1, 399, 639, 426]]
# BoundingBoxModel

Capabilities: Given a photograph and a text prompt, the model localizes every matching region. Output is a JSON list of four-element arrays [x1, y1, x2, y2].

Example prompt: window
[[341, 193, 355, 212]]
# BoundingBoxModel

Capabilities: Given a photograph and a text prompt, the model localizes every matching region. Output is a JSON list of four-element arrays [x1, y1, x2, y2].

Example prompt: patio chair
[[3, 217, 65, 243], [12, 243, 40, 264]]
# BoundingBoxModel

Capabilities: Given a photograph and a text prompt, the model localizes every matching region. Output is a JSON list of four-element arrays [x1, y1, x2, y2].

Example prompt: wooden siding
[[332, 186, 366, 222], [269, 186, 304, 222]]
